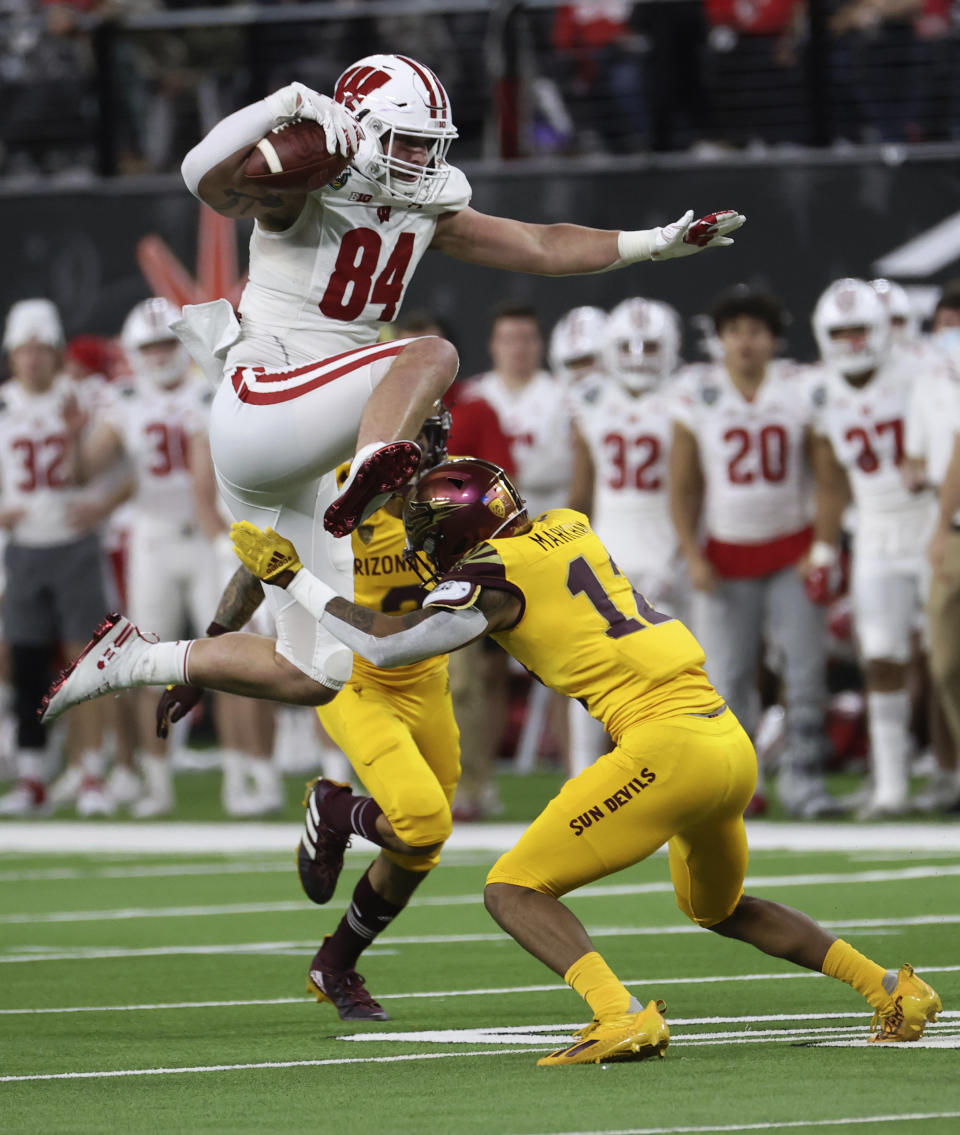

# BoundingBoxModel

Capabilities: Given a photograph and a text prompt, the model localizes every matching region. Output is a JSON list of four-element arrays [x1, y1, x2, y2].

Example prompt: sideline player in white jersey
[[0, 300, 110, 815], [40, 53, 744, 727], [809, 278, 943, 817], [549, 304, 609, 389], [567, 297, 684, 775], [670, 288, 837, 818]]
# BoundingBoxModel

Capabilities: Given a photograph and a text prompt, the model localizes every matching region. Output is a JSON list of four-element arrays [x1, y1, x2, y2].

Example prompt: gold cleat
[[537, 1000, 669, 1067], [870, 964, 942, 1042]]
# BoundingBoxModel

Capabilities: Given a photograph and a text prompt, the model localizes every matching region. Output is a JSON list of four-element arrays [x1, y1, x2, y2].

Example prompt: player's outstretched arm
[[431, 207, 745, 276], [230, 521, 517, 667]]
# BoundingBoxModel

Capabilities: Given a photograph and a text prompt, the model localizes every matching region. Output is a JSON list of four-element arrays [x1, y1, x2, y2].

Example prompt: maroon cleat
[[323, 441, 421, 537], [307, 953, 390, 1021], [297, 778, 353, 905]]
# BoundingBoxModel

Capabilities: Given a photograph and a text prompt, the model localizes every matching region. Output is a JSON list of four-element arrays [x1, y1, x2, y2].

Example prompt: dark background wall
[[5, 154, 960, 374]]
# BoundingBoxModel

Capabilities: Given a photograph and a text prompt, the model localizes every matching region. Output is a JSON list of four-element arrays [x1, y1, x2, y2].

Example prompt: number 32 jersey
[[227, 164, 472, 370], [424, 508, 723, 740]]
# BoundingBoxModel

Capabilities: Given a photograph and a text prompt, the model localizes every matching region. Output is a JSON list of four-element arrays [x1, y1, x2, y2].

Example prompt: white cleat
[[40, 614, 155, 723], [130, 792, 174, 819], [47, 764, 85, 811], [223, 787, 285, 818], [105, 764, 143, 808], [0, 781, 47, 816], [76, 779, 117, 818]]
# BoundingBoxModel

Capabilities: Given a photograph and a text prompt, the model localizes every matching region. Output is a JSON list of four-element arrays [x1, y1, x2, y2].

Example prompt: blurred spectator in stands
[[551, 1, 649, 152], [703, 0, 806, 146]]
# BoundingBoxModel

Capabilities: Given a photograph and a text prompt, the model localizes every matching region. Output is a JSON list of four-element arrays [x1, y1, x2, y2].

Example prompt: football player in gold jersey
[[233, 457, 941, 1063]]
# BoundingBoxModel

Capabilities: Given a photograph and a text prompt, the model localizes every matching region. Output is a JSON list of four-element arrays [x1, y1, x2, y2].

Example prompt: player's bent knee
[[675, 887, 744, 930], [388, 800, 453, 852], [399, 335, 459, 385]]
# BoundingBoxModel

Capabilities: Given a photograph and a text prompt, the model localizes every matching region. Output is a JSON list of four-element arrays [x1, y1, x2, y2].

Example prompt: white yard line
[[1, 967, 957, 1014], [508, 1113, 960, 1135], [4, 863, 959, 925], [1, 911, 956, 966], [3, 821, 960, 856]]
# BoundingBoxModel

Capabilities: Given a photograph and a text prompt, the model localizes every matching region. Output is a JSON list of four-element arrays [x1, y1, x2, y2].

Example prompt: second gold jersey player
[[232, 458, 942, 1064]]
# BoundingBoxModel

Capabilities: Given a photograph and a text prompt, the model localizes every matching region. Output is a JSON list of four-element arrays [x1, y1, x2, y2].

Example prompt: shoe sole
[[322, 442, 421, 538], [538, 1035, 668, 1066], [39, 612, 123, 723], [305, 973, 390, 1021], [297, 840, 336, 905]]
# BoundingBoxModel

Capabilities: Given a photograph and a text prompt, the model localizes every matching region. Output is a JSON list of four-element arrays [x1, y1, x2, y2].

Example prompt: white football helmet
[[548, 306, 608, 381], [812, 278, 890, 377], [3, 298, 64, 352], [121, 298, 190, 388], [334, 54, 458, 206], [605, 298, 681, 393], [869, 278, 918, 342]]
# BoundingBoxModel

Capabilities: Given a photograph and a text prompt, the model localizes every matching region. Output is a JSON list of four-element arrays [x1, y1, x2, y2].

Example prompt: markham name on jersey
[[425, 508, 722, 739], [226, 163, 472, 371]]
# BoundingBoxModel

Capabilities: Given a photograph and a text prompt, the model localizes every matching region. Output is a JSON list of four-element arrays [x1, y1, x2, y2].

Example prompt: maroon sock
[[320, 786, 385, 845], [316, 867, 404, 972]]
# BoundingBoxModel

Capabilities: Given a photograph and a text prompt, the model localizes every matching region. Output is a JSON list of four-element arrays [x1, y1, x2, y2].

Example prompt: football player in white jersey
[[40, 54, 744, 732], [549, 304, 609, 390], [77, 299, 283, 817], [0, 300, 110, 816], [670, 288, 837, 818], [566, 297, 684, 775], [809, 278, 942, 817]]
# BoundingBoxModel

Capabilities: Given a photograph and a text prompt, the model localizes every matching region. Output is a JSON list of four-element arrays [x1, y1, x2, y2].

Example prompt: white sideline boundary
[[1, 820, 960, 856], [513, 1115, 960, 1135]]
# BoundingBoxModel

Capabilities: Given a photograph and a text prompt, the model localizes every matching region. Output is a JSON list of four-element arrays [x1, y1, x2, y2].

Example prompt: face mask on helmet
[[403, 458, 527, 584], [869, 278, 918, 343], [416, 400, 453, 471], [812, 279, 891, 378], [334, 54, 458, 206], [121, 298, 190, 388], [548, 306, 608, 383], [605, 298, 680, 393]]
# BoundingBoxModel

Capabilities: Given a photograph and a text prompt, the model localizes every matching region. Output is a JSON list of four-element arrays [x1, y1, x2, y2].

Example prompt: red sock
[[316, 867, 403, 972], [320, 787, 384, 845]]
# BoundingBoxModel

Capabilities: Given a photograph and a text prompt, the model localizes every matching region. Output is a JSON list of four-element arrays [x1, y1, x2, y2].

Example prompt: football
[[243, 119, 350, 191]]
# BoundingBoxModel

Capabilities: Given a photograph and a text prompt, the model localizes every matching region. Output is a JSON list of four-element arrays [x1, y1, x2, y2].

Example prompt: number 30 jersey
[[101, 375, 212, 525], [424, 508, 722, 740], [227, 164, 472, 370]]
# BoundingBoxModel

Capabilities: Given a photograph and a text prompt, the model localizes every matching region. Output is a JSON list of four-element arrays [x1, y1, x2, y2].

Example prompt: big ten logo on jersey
[[9, 434, 69, 492], [843, 416, 903, 474], [319, 229, 416, 323], [349, 192, 373, 203], [722, 424, 790, 485], [601, 431, 664, 492], [144, 422, 190, 477]]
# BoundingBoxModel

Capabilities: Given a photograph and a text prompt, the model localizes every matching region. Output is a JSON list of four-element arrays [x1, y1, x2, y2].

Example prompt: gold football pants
[[487, 707, 757, 926], [317, 670, 461, 871]]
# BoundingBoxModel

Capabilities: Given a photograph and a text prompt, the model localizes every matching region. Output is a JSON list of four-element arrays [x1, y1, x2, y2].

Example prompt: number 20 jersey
[[424, 508, 722, 741], [671, 360, 815, 544], [226, 164, 472, 370]]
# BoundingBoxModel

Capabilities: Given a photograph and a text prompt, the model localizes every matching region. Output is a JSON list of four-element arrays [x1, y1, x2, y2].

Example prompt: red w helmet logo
[[334, 65, 391, 112]]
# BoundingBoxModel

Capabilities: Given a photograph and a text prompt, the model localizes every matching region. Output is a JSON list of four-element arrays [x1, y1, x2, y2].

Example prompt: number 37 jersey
[[228, 165, 472, 370], [424, 509, 723, 740]]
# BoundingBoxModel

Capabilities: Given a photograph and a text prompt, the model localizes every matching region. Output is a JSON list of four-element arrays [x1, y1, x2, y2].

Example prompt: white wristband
[[287, 569, 337, 620], [181, 99, 277, 199], [809, 540, 838, 568], [596, 229, 658, 272]]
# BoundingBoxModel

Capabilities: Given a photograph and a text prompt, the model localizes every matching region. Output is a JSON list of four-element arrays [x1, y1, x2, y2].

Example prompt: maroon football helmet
[[403, 458, 527, 582]]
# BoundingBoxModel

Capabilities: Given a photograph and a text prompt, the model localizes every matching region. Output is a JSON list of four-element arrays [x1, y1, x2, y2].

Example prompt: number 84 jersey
[[228, 165, 472, 370], [424, 508, 723, 740]]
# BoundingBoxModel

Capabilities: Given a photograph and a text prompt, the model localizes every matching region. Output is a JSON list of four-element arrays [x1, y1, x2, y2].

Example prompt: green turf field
[[2, 821, 959, 1135]]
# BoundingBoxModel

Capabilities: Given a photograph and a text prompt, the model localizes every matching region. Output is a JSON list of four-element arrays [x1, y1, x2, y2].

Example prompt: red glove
[[154, 620, 227, 738], [804, 565, 836, 606], [156, 684, 203, 739]]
